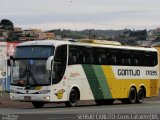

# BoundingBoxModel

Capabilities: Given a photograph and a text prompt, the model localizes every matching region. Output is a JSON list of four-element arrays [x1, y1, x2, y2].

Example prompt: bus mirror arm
[[10, 56, 13, 60], [46, 56, 54, 71]]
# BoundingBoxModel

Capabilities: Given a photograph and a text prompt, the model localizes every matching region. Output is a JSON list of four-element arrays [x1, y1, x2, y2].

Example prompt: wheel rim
[[138, 89, 144, 100], [70, 92, 77, 104], [131, 90, 136, 101]]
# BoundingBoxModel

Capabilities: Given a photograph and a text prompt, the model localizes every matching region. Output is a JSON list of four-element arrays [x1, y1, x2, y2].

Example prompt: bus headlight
[[10, 89, 18, 94], [44, 96, 50, 100], [36, 90, 50, 94]]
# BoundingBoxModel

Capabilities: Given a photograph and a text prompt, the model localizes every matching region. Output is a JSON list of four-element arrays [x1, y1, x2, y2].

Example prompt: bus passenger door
[[52, 45, 68, 101]]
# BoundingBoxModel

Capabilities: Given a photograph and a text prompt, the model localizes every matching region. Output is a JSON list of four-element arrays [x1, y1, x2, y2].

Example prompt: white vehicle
[[10, 40, 159, 108]]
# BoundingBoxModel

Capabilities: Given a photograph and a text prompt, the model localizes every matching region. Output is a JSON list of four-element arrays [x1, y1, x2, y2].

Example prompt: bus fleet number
[[146, 70, 157, 76]]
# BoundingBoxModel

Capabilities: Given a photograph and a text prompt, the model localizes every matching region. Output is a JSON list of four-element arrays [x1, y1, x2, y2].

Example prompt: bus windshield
[[14, 46, 54, 59], [11, 46, 54, 86], [11, 60, 51, 86]]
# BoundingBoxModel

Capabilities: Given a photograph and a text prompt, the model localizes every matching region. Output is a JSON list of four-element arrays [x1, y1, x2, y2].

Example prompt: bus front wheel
[[32, 101, 44, 108], [65, 89, 78, 107]]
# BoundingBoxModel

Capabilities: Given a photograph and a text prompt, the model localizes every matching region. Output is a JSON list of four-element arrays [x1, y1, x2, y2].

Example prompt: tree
[[0, 19, 14, 31]]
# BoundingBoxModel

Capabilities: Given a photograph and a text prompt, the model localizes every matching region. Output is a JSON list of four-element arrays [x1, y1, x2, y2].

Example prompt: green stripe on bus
[[82, 65, 104, 99], [92, 65, 112, 99]]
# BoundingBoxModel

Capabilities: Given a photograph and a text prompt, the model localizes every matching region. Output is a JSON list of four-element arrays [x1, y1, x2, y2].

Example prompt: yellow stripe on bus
[[102, 66, 159, 99]]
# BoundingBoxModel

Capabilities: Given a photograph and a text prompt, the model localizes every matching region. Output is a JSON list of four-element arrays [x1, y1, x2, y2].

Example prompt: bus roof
[[79, 39, 121, 46], [17, 40, 157, 52], [17, 40, 69, 47]]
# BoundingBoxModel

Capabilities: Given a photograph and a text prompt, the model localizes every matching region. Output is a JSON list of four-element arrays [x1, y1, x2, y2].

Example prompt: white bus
[[10, 40, 159, 108]]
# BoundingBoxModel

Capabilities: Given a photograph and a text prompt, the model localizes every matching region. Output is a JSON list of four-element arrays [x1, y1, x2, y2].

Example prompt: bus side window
[[127, 58, 131, 66], [109, 49, 119, 65], [68, 45, 80, 65], [105, 53, 110, 65], [138, 53, 145, 66], [94, 47, 101, 64], [110, 55, 117, 65], [144, 52, 158, 66], [122, 58, 131, 66], [133, 59, 138, 66], [55, 45, 67, 65], [121, 51, 131, 66], [52, 45, 67, 84], [100, 54, 106, 65], [84, 53, 93, 64], [83, 47, 93, 64], [144, 54, 149, 66], [68, 55, 77, 65], [151, 52, 158, 66], [77, 52, 84, 64], [98, 55, 101, 64]]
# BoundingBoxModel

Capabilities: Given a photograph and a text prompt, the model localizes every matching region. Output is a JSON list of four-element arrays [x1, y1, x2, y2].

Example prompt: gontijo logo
[[55, 89, 65, 99]]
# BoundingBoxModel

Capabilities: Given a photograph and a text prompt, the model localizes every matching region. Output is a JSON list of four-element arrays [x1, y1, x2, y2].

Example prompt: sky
[[0, 0, 160, 31]]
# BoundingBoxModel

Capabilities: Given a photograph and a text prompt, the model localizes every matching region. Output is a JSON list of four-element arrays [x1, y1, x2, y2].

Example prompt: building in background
[[0, 42, 19, 92], [45, 32, 55, 39], [22, 29, 41, 37], [35, 31, 55, 40], [0, 42, 7, 92]]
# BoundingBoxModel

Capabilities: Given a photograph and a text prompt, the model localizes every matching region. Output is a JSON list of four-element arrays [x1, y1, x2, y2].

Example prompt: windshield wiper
[[19, 65, 38, 85], [28, 70, 38, 85]]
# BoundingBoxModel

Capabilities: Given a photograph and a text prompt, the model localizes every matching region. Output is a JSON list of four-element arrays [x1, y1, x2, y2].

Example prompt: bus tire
[[65, 89, 78, 107], [128, 87, 137, 104], [136, 87, 145, 103], [32, 101, 44, 108]]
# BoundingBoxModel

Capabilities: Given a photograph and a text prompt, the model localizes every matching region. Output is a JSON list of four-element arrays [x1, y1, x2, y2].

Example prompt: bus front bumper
[[10, 93, 52, 102]]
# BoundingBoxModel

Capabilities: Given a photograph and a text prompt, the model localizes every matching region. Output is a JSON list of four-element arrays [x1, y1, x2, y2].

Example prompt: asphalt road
[[0, 101, 160, 120]]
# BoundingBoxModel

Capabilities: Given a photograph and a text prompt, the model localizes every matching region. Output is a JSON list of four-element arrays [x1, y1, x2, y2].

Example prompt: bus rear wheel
[[122, 87, 137, 104], [32, 101, 45, 108], [128, 87, 137, 104], [136, 88, 145, 103], [65, 89, 78, 107]]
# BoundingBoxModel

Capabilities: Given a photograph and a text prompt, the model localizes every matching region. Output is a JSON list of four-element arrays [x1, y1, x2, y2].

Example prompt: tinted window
[[68, 45, 158, 67], [52, 45, 67, 84], [14, 46, 54, 59]]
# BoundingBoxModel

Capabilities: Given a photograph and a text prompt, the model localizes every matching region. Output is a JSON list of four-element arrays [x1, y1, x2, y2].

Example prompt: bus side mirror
[[1, 71, 6, 76], [46, 56, 54, 71], [7, 59, 11, 66], [7, 56, 13, 66], [10, 56, 13, 60]]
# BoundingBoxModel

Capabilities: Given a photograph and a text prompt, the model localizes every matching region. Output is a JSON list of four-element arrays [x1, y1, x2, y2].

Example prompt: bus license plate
[[24, 96, 31, 101]]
